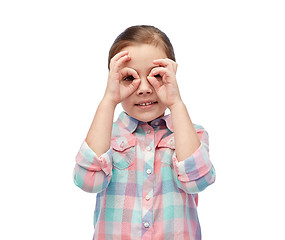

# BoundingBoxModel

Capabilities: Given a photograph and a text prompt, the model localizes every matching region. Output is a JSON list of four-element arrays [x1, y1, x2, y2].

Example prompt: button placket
[[140, 124, 154, 234]]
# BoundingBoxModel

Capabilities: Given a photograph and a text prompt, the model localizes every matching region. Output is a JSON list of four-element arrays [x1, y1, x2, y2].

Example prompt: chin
[[130, 111, 166, 123]]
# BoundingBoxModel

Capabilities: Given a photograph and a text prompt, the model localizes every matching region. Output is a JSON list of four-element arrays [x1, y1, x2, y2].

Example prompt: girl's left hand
[[147, 58, 182, 110]]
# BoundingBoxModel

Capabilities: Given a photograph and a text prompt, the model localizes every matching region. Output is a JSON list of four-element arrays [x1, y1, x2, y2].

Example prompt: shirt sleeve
[[173, 127, 216, 194], [73, 140, 113, 193]]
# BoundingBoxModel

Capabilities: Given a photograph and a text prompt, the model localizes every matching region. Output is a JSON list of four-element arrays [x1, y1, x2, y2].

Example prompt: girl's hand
[[104, 51, 141, 106], [147, 58, 182, 110]]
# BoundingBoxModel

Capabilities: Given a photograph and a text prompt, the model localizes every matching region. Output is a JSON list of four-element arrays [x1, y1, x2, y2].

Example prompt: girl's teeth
[[140, 102, 152, 106]]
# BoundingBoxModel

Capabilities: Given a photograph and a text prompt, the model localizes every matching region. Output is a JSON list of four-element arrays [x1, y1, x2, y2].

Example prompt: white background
[[1, 0, 284, 239]]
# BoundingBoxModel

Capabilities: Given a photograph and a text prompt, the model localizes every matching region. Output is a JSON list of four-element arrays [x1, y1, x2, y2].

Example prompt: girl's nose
[[136, 77, 153, 95]]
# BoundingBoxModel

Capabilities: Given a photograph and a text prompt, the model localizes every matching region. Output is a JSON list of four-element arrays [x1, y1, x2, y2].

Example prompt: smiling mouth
[[135, 101, 158, 106]]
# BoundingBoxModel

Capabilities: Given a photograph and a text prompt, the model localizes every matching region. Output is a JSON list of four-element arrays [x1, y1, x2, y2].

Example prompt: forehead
[[121, 44, 167, 72]]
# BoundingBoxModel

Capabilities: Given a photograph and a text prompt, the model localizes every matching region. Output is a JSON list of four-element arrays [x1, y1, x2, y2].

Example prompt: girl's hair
[[108, 25, 175, 69]]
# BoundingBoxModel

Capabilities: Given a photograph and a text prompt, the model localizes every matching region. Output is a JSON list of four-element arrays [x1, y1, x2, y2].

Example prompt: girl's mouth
[[135, 101, 158, 106], [135, 101, 158, 109]]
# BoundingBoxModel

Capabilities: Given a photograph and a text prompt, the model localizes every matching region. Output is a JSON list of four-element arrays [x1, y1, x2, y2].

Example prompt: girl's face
[[120, 44, 168, 122]]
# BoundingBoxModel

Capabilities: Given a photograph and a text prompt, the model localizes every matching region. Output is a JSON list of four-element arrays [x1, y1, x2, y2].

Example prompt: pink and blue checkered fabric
[[74, 111, 215, 240]]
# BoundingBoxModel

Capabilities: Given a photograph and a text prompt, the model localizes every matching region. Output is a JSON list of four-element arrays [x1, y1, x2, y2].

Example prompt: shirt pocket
[[111, 135, 136, 170], [157, 134, 175, 166]]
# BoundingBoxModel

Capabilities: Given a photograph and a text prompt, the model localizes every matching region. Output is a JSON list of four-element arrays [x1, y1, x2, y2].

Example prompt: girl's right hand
[[104, 51, 141, 106]]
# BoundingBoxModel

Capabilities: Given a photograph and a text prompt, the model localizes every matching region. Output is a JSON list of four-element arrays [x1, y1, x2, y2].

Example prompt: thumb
[[129, 79, 141, 92], [121, 79, 141, 99], [147, 76, 161, 92]]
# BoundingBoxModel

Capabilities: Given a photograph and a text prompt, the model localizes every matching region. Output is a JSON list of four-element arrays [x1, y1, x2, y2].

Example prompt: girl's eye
[[123, 75, 135, 81], [154, 74, 162, 78]]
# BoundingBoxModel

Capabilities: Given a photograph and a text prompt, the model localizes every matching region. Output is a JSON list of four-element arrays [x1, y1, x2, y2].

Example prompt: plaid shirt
[[73, 111, 215, 240]]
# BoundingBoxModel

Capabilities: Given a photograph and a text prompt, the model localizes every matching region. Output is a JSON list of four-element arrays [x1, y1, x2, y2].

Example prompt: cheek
[[159, 105, 168, 114], [121, 98, 132, 111]]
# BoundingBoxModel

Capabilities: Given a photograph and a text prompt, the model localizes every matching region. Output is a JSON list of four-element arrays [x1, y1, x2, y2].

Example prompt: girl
[[73, 25, 215, 240]]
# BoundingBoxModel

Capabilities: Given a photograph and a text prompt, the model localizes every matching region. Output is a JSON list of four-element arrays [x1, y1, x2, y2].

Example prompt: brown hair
[[108, 25, 175, 69]]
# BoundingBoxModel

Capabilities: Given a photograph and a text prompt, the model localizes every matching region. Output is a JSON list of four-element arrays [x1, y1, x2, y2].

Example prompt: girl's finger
[[111, 51, 128, 62], [120, 67, 139, 80], [128, 79, 141, 92], [153, 58, 178, 72], [113, 54, 131, 72], [153, 58, 169, 66], [121, 78, 141, 99], [110, 51, 129, 68], [149, 67, 168, 78], [147, 76, 162, 92]]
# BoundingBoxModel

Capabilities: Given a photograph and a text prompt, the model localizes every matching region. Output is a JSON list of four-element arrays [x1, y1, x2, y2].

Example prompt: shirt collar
[[161, 114, 174, 132], [117, 111, 173, 133], [117, 112, 139, 133]]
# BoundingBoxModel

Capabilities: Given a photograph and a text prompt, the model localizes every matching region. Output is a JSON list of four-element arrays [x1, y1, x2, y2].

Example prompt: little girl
[[73, 25, 215, 240]]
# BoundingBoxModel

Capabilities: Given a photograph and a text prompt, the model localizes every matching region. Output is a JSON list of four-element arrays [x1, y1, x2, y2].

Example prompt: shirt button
[[145, 195, 151, 201], [146, 146, 151, 151], [146, 130, 151, 134], [146, 169, 152, 175], [154, 121, 159, 126], [144, 222, 150, 228], [120, 141, 124, 148]]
